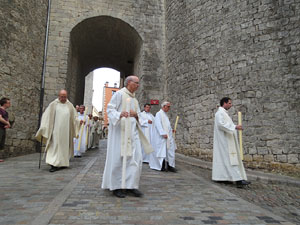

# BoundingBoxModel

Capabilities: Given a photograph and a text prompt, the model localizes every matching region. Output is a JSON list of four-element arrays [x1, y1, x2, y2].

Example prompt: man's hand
[[120, 111, 129, 118], [80, 120, 85, 125], [236, 125, 243, 130], [4, 123, 10, 129], [162, 134, 168, 139], [129, 110, 138, 118], [148, 120, 152, 124], [172, 129, 176, 133]]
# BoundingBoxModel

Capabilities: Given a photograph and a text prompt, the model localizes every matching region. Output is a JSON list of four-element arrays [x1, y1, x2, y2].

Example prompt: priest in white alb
[[149, 101, 177, 172], [35, 90, 79, 172], [87, 114, 93, 149], [74, 105, 88, 157], [91, 116, 101, 148], [101, 75, 153, 198], [139, 103, 155, 163], [212, 97, 250, 188]]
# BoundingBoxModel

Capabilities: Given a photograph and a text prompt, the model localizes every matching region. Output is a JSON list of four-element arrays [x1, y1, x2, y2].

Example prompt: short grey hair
[[124, 76, 135, 87], [161, 101, 170, 108]]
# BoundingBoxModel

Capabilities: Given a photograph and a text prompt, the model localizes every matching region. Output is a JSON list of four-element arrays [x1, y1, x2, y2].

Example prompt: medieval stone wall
[[165, 0, 300, 171], [0, 0, 48, 157]]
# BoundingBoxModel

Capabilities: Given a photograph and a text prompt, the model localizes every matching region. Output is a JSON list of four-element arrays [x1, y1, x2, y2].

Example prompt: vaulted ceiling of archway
[[70, 16, 143, 76]]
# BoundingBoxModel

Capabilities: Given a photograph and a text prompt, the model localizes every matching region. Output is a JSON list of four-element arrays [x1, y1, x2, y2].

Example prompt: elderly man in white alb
[[139, 103, 155, 163], [101, 75, 153, 198], [212, 97, 250, 188], [149, 101, 177, 172], [35, 90, 78, 172]]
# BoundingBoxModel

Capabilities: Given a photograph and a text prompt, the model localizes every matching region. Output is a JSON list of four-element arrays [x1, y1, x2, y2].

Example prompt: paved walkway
[[0, 140, 297, 225]]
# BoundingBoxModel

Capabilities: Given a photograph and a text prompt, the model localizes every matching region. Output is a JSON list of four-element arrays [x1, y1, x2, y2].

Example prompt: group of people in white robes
[[74, 107, 102, 158], [139, 102, 177, 173], [36, 81, 250, 194], [35, 91, 103, 172], [101, 75, 178, 198]]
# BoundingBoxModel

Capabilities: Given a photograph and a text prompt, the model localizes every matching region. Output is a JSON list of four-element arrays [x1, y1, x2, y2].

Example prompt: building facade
[[102, 82, 120, 128]]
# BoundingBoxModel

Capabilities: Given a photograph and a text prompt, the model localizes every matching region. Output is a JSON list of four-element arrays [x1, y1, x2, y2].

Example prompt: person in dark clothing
[[0, 97, 11, 162]]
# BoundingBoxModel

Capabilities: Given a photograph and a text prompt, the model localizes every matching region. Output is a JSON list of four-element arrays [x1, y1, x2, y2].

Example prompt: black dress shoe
[[113, 189, 126, 198], [237, 180, 251, 185], [168, 166, 177, 173], [49, 166, 58, 172], [127, 189, 143, 197], [236, 180, 251, 188], [161, 160, 168, 172], [241, 180, 251, 185]]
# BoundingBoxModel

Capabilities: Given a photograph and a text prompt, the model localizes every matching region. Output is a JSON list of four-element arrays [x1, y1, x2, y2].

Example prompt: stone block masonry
[[165, 0, 300, 173], [0, 0, 48, 158]]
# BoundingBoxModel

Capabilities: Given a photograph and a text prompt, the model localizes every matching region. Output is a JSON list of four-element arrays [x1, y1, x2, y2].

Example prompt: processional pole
[[37, 0, 52, 169]]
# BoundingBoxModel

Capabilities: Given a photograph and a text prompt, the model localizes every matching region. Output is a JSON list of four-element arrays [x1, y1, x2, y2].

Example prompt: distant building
[[102, 82, 120, 127]]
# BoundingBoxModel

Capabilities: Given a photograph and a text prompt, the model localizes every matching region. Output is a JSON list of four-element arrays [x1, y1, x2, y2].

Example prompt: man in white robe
[[101, 75, 153, 198], [87, 114, 93, 149], [98, 117, 104, 139], [74, 105, 88, 157], [35, 90, 78, 172], [149, 101, 177, 172], [139, 103, 155, 163], [91, 116, 100, 148], [212, 97, 250, 188]]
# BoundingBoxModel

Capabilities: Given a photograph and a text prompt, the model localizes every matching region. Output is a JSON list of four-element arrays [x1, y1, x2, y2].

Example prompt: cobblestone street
[[0, 140, 298, 225], [179, 164, 300, 224]]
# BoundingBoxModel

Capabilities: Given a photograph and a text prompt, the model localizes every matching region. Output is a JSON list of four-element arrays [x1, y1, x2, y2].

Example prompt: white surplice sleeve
[[215, 111, 236, 134], [139, 111, 148, 127]]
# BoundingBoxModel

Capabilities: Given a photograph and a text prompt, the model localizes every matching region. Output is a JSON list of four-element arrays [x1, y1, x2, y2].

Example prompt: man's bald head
[[59, 89, 67, 95], [58, 89, 68, 103], [124, 75, 139, 93]]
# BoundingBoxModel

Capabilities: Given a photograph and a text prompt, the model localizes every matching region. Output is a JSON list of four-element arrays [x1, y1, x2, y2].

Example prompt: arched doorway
[[65, 16, 143, 105]]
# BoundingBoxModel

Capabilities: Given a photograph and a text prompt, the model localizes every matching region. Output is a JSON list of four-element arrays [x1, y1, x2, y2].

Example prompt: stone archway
[[65, 16, 143, 105]]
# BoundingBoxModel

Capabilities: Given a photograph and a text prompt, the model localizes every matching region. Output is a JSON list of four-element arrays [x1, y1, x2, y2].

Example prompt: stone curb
[[176, 153, 300, 187]]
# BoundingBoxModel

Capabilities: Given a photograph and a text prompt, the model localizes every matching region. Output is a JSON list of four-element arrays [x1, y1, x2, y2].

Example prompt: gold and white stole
[[143, 112, 151, 141], [223, 110, 239, 166], [120, 88, 153, 188], [120, 88, 137, 157]]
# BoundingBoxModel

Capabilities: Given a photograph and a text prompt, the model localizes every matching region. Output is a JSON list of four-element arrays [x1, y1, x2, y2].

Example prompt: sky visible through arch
[[92, 67, 120, 111]]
